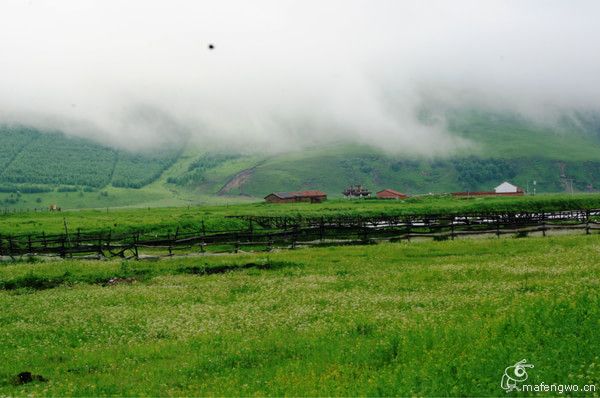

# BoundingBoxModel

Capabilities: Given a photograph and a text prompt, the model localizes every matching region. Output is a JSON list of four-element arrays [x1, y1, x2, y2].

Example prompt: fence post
[[107, 230, 112, 257], [496, 217, 500, 238], [134, 233, 139, 260], [450, 223, 455, 240], [291, 225, 298, 249], [541, 213, 546, 237], [586, 210, 590, 235], [97, 233, 103, 257], [62, 217, 71, 256], [8, 235, 14, 256], [168, 232, 172, 256], [60, 238, 66, 258], [199, 221, 206, 253], [320, 217, 325, 242]]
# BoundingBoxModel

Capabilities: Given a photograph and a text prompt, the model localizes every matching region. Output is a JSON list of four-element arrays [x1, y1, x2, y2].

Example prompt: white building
[[494, 181, 522, 193]]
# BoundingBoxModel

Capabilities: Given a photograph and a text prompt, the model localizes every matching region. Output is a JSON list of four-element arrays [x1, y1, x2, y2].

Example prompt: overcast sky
[[1, 0, 599, 153]]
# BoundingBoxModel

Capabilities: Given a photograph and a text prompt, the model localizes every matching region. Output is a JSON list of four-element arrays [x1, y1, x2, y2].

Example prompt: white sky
[[1, 0, 599, 153]]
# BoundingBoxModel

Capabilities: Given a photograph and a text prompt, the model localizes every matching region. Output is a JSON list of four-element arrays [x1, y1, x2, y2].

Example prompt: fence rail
[[1, 209, 600, 259]]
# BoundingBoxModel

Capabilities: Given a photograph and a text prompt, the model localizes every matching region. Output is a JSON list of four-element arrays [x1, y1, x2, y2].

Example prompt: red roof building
[[376, 189, 409, 199], [264, 190, 327, 203]]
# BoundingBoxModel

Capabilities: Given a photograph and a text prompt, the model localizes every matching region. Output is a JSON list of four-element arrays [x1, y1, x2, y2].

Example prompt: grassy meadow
[[0, 234, 598, 396], [2, 193, 600, 236]]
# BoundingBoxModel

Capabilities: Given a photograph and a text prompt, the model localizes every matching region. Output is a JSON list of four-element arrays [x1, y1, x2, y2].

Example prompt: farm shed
[[494, 181, 523, 194], [376, 189, 409, 199], [264, 190, 327, 203]]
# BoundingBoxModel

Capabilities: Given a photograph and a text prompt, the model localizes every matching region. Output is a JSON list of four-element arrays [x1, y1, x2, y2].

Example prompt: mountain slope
[[224, 110, 600, 195], [446, 110, 600, 160], [0, 126, 181, 189], [1, 110, 600, 209]]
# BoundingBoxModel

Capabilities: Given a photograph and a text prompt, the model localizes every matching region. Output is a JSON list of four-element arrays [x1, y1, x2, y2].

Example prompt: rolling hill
[[1, 109, 600, 209]]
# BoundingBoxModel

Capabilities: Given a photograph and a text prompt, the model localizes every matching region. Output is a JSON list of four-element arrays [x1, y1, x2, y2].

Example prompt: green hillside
[[112, 149, 181, 189], [1, 109, 600, 209], [446, 110, 600, 160], [222, 110, 600, 196], [2, 131, 116, 187], [0, 126, 182, 189], [0, 126, 187, 208], [228, 148, 600, 197]]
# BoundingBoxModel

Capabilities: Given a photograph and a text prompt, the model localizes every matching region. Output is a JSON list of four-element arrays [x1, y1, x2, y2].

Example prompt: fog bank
[[1, 0, 599, 153]]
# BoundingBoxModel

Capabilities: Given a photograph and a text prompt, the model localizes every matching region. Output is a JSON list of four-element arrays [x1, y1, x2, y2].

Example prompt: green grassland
[[0, 234, 598, 396], [0, 185, 188, 212], [2, 193, 600, 236], [2, 110, 599, 397]]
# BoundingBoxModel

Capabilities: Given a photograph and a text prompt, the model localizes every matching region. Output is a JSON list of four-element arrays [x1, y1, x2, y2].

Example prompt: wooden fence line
[[1, 209, 600, 259]]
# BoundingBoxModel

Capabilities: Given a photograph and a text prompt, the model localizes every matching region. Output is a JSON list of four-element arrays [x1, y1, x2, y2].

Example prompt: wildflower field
[[0, 234, 598, 396]]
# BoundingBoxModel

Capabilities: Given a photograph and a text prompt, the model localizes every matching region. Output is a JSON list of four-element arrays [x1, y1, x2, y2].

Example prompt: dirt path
[[217, 162, 263, 195]]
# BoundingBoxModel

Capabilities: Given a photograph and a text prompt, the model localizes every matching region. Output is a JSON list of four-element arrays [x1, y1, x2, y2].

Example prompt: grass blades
[[0, 235, 598, 395]]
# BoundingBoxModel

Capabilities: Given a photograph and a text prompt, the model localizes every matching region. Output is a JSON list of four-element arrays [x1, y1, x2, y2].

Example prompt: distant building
[[494, 181, 523, 194], [343, 185, 371, 198], [452, 181, 524, 197], [264, 190, 327, 204], [376, 189, 409, 199]]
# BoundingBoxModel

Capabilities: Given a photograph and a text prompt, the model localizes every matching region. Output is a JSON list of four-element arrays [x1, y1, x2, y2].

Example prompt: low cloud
[[1, 0, 599, 154]]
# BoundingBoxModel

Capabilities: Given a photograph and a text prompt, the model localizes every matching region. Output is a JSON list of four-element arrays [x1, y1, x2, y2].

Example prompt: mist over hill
[[3, 1, 600, 155], [1, 108, 600, 209], [2, 1, 600, 208]]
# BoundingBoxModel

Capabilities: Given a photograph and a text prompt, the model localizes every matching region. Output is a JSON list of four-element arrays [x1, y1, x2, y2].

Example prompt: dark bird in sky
[[208, 44, 214, 50]]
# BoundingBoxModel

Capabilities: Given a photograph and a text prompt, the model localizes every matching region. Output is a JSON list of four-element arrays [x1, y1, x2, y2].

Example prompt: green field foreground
[[0, 235, 598, 396]]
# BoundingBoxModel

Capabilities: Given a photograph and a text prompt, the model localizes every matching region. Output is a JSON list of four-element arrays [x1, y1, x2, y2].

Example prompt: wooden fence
[[1, 209, 599, 259]]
